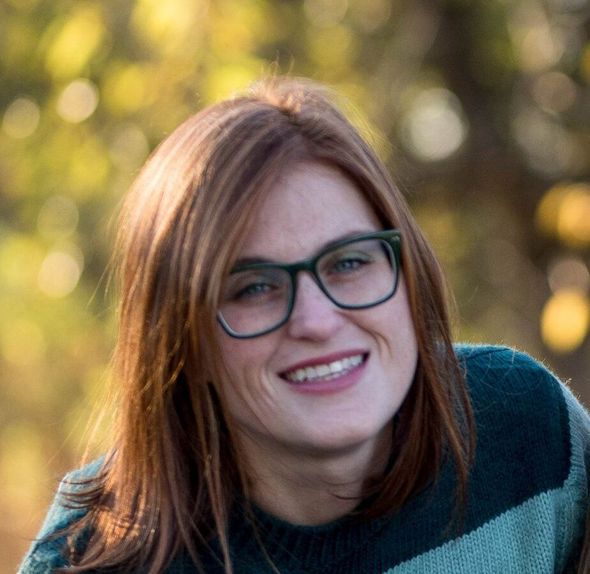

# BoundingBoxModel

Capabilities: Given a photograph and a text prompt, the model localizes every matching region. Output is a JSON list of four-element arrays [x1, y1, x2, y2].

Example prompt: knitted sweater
[[19, 345, 590, 573]]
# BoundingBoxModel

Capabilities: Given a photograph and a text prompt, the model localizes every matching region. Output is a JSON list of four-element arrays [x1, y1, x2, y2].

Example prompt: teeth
[[284, 354, 364, 383], [330, 360, 343, 373]]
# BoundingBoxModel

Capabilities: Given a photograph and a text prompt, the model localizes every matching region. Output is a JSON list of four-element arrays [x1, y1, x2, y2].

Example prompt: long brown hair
[[59, 77, 475, 573]]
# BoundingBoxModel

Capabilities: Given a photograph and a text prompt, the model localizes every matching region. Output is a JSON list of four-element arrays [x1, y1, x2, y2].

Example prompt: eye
[[222, 268, 288, 305], [325, 250, 373, 275], [333, 255, 370, 272], [232, 281, 275, 301]]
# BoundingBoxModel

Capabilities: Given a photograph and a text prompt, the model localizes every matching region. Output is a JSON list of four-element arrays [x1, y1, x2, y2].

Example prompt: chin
[[300, 418, 394, 457]]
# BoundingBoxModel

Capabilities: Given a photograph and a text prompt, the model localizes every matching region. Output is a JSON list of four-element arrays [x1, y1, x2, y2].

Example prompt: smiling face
[[216, 162, 418, 467]]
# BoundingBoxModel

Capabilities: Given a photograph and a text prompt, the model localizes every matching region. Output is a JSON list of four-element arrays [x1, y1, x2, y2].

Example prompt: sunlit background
[[1, 0, 589, 569]]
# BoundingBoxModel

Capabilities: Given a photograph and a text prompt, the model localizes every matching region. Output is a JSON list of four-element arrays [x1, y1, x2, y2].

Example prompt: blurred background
[[1, 0, 589, 569]]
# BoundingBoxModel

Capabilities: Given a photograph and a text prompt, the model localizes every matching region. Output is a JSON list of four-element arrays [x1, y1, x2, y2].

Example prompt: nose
[[286, 273, 346, 340]]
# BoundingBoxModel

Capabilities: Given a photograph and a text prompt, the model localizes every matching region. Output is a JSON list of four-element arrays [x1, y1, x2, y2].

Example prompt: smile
[[282, 354, 367, 383]]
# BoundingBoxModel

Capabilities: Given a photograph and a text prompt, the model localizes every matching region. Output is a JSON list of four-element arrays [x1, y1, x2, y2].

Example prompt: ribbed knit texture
[[19, 345, 590, 573]]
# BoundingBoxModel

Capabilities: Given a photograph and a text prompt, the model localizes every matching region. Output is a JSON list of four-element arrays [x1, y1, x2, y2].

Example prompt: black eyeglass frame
[[217, 229, 402, 339]]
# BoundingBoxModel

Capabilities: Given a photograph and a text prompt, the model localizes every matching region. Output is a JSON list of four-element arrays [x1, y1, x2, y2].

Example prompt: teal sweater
[[19, 346, 590, 573]]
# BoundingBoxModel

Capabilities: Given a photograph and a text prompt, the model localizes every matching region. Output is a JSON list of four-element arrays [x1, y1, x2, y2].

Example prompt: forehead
[[238, 162, 381, 262]]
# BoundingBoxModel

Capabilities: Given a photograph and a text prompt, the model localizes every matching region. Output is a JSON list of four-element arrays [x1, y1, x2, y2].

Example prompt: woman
[[20, 78, 589, 573]]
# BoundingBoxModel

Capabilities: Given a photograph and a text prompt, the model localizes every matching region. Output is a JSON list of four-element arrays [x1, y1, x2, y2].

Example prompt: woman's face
[[217, 162, 418, 462]]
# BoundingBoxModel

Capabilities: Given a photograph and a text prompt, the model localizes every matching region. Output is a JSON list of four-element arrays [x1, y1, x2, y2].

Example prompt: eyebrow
[[232, 229, 378, 268]]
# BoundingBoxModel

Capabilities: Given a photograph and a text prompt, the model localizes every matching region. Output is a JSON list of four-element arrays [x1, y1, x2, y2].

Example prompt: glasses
[[217, 229, 402, 339]]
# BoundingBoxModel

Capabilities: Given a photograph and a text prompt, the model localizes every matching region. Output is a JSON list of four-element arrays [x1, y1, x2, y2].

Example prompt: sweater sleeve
[[557, 381, 590, 571], [17, 460, 101, 573]]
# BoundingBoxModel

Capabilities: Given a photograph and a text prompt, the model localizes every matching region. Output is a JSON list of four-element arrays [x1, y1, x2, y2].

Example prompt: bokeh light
[[548, 256, 590, 293], [131, 0, 209, 53], [102, 64, 149, 115], [508, 3, 564, 72], [37, 247, 84, 298], [512, 109, 577, 176], [304, 0, 349, 28], [56, 79, 99, 123], [531, 72, 578, 114], [2, 98, 40, 139], [536, 183, 590, 248], [541, 289, 590, 352], [400, 88, 468, 162], [557, 188, 590, 247], [44, 5, 107, 79], [349, 0, 391, 32]]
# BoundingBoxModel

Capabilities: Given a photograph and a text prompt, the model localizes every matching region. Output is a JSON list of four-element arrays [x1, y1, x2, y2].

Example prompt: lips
[[280, 352, 368, 384]]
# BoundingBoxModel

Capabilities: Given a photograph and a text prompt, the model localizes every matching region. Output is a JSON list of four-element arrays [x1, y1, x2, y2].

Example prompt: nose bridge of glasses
[[289, 252, 317, 276], [289, 260, 335, 314]]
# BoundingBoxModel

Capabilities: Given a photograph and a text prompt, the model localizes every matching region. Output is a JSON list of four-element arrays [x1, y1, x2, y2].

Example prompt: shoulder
[[454, 343, 587, 458], [455, 344, 579, 434], [456, 343, 562, 393], [455, 344, 590, 453], [454, 345, 589, 567], [17, 458, 104, 573]]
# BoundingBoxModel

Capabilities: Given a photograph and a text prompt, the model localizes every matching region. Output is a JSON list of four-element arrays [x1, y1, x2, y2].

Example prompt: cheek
[[372, 282, 417, 352], [395, 294, 418, 367], [395, 297, 418, 359], [218, 335, 273, 379], [216, 333, 278, 407]]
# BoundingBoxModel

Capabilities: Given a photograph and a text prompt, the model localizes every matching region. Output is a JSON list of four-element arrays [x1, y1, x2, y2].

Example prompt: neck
[[238, 426, 392, 526]]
